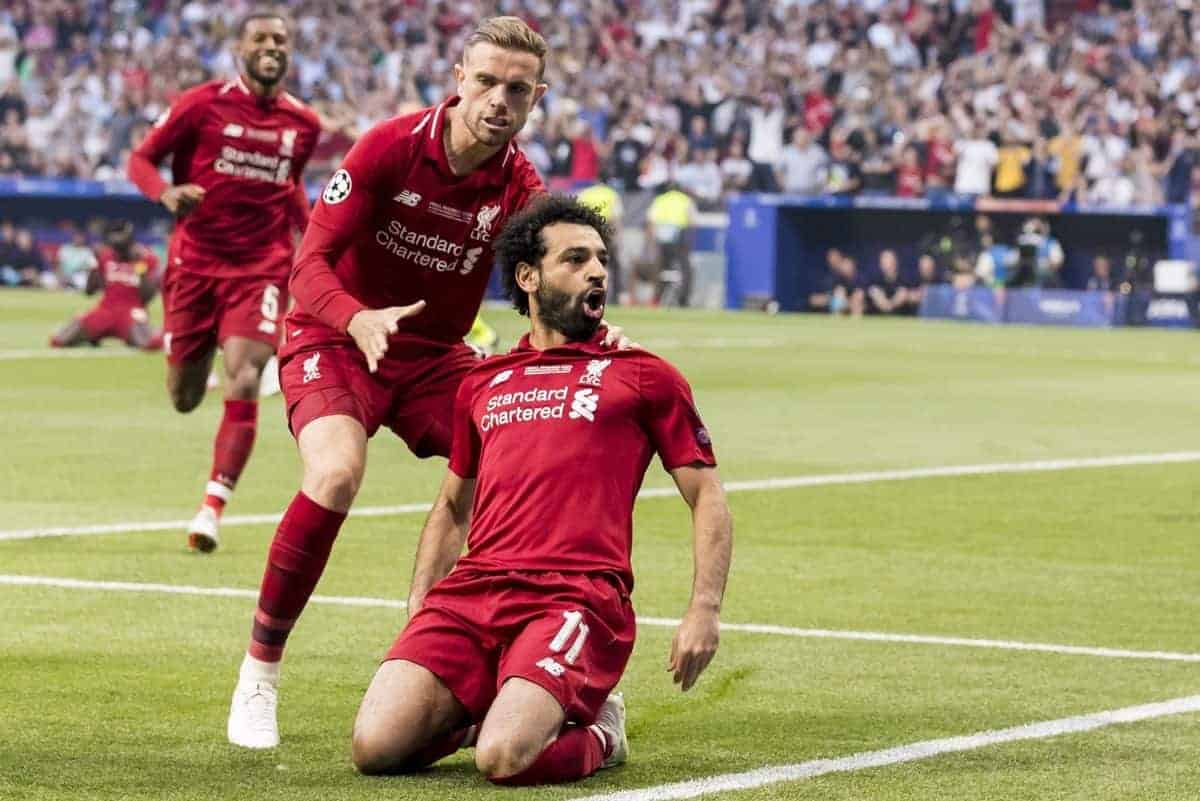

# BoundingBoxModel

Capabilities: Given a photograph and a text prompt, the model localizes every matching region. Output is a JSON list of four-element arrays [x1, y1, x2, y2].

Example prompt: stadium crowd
[[0, 0, 1196, 211]]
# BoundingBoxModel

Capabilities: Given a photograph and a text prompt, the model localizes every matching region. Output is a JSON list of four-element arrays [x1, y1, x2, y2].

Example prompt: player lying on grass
[[350, 195, 733, 785], [50, 220, 163, 351]]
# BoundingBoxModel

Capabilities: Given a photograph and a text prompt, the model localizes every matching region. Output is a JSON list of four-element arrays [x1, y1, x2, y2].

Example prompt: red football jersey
[[128, 78, 320, 275], [449, 332, 716, 592], [94, 245, 159, 309], [286, 97, 545, 345]]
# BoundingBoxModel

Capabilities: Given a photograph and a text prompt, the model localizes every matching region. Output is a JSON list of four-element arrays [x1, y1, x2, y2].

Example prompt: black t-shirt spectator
[[826, 158, 863, 195], [610, 135, 645, 191], [548, 136, 574, 178], [868, 273, 905, 311]]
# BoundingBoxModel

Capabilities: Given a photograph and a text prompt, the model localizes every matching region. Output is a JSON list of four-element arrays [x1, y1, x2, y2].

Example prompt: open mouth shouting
[[582, 286, 607, 320]]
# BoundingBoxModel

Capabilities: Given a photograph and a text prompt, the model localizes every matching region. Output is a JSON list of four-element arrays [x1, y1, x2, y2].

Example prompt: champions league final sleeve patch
[[322, 169, 352, 204]]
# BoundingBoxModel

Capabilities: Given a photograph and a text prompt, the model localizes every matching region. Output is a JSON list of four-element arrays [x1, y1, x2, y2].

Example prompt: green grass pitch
[[4, 288, 1200, 800]]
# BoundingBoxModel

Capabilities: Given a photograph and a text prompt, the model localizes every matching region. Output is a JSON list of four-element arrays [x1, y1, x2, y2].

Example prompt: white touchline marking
[[570, 694, 1200, 801], [4, 451, 1200, 542], [0, 348, 142, 361], [3, 574, 1200, 664]]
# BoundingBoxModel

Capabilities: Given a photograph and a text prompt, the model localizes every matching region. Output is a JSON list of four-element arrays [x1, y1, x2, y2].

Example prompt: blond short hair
[[464, 16, 548, 80]]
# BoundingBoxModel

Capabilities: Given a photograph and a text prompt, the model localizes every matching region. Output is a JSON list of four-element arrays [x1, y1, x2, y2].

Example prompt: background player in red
[[350, 196, 733, 784], [226, 16, 631, 750], [49, 220, 163, 351], [127, 10, 320, 553]]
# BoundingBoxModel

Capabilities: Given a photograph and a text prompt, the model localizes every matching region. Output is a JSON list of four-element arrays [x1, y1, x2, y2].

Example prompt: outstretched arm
[[666, 463, 732, 691], [407, 470, 475, 618]]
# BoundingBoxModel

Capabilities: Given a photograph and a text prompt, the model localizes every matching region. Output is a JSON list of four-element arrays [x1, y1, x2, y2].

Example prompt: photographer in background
[[1006, 217, 1064, 288]]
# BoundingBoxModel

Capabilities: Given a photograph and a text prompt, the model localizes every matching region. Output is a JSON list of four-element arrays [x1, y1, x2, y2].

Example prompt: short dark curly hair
[[494, 194, 614, 316]]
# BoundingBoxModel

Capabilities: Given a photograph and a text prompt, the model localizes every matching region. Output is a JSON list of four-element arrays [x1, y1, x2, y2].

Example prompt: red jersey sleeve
[[639, 356, 717, 471], [127, 87, 207, 202], [289, 120, 396, 331], [448, 373, 482, 479]]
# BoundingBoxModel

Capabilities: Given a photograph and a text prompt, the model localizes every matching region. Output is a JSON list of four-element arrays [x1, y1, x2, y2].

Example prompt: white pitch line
[[4, 450, 1200, 543], [571, 693, 1200, 801], [4, 574, 1199, 664], [0, 348, 142, 361]]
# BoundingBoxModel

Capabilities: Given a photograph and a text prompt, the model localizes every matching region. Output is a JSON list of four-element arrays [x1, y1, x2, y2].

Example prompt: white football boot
[[590, 693, 628, 769], [186, 505, 220, 553], [227, 679, 280, 749]]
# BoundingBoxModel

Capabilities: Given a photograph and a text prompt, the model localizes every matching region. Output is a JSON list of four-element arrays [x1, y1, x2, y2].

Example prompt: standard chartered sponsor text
[[214, 147, 291, 184], [376, 220, 466, 273], [481, 386, 569, 432]]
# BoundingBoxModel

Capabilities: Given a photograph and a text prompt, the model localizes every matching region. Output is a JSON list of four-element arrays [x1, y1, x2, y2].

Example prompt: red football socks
[[247, 491, 347, 662], [488, 726, 605, 786], [204, 399, 257, 514]]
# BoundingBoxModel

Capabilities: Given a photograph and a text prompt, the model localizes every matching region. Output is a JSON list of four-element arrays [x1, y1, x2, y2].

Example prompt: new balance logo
[[222, 123, 244, 137], [393, 189, 422, 207], [536, 657, 566, 677], [569, 388, 599, 422], [489, 369, 513, 388], [303, 353, 321, 383]]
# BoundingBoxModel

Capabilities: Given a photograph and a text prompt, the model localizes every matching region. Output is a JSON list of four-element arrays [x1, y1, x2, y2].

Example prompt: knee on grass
[[475, 738, 539, 781]]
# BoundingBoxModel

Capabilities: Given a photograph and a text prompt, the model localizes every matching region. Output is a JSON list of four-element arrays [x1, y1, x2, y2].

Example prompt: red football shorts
[[386, 569, 636, 724], [161, 254, 288, 366], [279, 337, 480, 458], [79, 304, 148, 342]]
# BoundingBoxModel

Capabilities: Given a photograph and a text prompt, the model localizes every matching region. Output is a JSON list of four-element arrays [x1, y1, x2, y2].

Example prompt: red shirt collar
[[514, 326, 610, 355], [421, 96, 518, 187]]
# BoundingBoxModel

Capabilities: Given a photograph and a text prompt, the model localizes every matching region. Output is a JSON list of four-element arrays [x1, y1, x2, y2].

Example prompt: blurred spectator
[[645, 182, 696, 307], [954, 124, 999, 196], [56, 227, 97, 291], [0, 226, 47, 287], [1007, 217, 1065, 288], [830, 253, 865, 317], [1047, 119, 1084, 198], [777, 128, 827, 196], [676, 147, 723, 210], [894, 145, 925, 198], [1086, 254, 1123, 292], [919, 215, 973, 287], [973, 214, 1014, 287], [1119, 228, 1155, 291], [719, 138, 754, 196], [994, 135, 1031, 198], [825, 136, 863, 196], [1024, 138, 1056, 200], [866, 249, 911, 315], [810, 248, 865, 316]]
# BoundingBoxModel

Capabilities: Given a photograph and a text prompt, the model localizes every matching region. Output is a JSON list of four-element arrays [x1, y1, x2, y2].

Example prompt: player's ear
[[533, 82, 549, 106], [515, 261, 539, 294], [453, 61, 466, 94]]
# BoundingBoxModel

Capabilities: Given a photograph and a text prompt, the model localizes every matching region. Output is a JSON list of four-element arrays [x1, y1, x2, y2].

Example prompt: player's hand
[[347, 301, 427, 373], [600, 320, 639, 350], [160, 184, 206, 216], [668, 606, 720, 692]]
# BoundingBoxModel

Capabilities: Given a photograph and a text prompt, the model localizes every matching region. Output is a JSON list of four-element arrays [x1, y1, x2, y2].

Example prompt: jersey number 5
[[261, 285, 281, 321]]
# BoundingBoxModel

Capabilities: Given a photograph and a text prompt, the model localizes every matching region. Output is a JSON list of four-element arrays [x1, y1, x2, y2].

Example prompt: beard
[[245, 51, 287, 87], [535, 283, 601, 342]]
